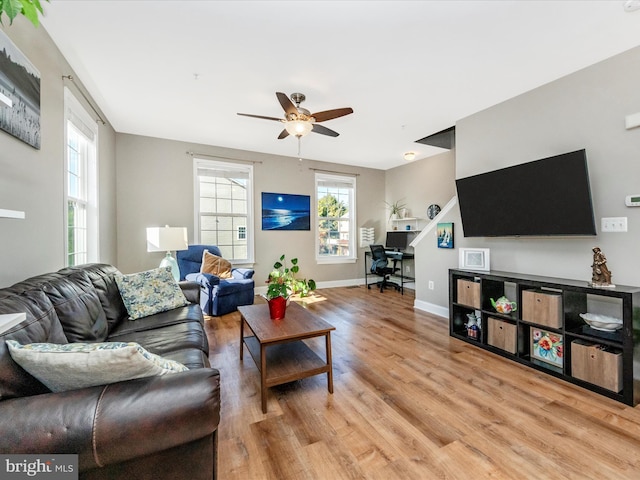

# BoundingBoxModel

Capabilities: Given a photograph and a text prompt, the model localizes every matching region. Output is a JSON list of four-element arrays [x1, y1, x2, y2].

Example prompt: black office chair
[[368, 244, 400, 293]]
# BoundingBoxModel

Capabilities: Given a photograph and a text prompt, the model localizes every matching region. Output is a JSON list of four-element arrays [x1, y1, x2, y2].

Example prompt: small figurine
[[590, 247, 614, 287]]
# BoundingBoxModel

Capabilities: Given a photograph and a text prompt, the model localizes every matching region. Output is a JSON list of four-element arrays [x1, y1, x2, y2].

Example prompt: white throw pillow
[[6, 340, 188, 393], [115, 266, 188, 320]]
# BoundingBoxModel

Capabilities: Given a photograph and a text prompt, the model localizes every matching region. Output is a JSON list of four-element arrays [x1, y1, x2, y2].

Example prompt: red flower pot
[[268, 296, 287, 320]]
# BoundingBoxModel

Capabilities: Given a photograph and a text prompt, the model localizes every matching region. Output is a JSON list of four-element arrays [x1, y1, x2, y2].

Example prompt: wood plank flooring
[[204, 286, 640, 479]]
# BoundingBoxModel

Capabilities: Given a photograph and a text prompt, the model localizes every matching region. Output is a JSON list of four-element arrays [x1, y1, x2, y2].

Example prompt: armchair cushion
[[6, 340, 188, 393]]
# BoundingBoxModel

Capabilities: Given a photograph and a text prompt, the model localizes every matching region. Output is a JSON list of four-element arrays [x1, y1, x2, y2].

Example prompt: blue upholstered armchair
[[176, 245, 255, 316]]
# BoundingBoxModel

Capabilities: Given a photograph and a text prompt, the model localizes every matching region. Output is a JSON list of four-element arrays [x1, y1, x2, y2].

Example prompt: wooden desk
[[238, 302, 335, 413]]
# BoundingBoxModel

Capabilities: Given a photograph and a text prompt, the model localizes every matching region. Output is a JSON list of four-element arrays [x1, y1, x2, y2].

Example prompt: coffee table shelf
[[243, 336, 330, 386]]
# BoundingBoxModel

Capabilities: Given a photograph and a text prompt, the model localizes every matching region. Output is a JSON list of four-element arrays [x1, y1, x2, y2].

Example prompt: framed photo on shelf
[[437, 222, 454, 249], [458, 248, 490, 271], [531, 328, 563, 367]]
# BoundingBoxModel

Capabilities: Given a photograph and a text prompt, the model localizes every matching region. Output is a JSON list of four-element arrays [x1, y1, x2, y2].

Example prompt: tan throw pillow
[[200, 250, 233, 279]]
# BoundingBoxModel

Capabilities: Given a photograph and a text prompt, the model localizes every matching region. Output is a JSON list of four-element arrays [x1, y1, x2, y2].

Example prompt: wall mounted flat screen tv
[[456, 149, 597, 237]]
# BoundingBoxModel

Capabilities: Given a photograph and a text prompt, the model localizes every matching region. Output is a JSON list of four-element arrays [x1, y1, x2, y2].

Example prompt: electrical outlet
[[428, 281, 434, 290], [405, 265, 410, 273], [601, 217, 628, 233]]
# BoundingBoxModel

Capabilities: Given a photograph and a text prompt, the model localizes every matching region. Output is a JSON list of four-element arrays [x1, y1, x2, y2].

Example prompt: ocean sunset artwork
[[261, 192, 311, 231]]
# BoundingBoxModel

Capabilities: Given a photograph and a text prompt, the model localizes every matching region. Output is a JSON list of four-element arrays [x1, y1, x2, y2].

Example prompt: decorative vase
[[268, 296, 287, 320]]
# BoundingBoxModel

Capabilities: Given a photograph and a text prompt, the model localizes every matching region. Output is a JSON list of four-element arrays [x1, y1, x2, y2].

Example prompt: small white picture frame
[[459, 248, 490, 271]]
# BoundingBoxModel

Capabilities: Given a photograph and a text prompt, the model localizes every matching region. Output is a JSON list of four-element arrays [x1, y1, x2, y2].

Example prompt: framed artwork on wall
[[437, 222, 454, 249], [261, 192, 311, 231], [0, 29, 41, 149], [458, 248, 490, 271]]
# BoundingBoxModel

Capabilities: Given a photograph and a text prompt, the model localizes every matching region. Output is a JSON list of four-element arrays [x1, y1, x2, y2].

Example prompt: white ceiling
[[41, 1, 640, 170]]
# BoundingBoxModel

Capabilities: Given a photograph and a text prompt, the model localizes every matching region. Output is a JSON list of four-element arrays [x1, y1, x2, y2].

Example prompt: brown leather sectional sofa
[[0, 263, 220, 480]]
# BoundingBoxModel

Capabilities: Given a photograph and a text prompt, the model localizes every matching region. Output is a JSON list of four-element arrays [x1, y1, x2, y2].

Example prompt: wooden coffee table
[[238, 301, 335, 413]]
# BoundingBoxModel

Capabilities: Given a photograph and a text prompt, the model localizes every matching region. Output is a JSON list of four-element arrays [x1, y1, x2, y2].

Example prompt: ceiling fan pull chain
[[297, 136, 302, 157]]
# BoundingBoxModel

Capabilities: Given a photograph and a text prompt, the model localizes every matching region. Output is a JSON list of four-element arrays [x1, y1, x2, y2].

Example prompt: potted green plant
[[265, 254, 316, 319], [385, 199, 407, 221]]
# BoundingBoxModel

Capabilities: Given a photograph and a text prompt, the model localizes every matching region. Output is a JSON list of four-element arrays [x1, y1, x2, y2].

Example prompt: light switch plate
[[601, 217, 628, 232]]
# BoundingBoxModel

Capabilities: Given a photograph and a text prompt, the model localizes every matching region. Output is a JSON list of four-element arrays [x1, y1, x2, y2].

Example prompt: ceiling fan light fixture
[[285, 119, 313, 137]]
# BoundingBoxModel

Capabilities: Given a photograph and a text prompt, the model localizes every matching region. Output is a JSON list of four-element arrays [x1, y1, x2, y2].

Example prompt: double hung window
[[64, 87, 98, 266], [193, 158, 254, 263], [315, 172, 356, 263]]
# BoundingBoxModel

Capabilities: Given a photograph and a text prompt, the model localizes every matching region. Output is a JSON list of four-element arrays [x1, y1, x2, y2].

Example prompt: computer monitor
[[385, 231, 409, 251]]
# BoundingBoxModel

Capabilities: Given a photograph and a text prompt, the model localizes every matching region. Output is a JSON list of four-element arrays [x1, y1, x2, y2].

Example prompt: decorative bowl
[[579, 313, 623, 332]]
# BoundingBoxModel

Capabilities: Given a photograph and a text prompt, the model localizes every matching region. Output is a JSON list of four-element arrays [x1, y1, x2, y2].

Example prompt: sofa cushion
[[107, 304, 204, 338], [200, 250, 233, 279], [108, 321, 209, 357], [115, 267, 189, 320], [0, 290, 67, 399], [42, 270, 108, 343], [6, 340, 188, 393], [60, 264, 129, 331]]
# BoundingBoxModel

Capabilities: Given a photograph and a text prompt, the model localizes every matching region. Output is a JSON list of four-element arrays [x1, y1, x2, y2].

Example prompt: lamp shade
[[285, 119, 313, 137], [146, 227, 188, 252]]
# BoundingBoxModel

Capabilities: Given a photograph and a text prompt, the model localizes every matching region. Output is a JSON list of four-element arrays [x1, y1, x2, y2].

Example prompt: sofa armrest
[[0, 369, 220, 471], [179, 280, 201, 304], [232, 268, 255, 280]]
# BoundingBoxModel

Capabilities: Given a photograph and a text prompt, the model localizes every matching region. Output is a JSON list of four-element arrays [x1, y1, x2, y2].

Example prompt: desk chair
[[368, 244, 400, 293]]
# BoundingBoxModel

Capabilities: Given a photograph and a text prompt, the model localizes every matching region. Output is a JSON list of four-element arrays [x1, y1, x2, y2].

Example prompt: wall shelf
[[0, 209, 25, 219]]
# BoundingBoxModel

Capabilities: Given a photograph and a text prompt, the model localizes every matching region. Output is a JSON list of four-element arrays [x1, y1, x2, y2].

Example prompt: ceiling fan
[[237, 92, 353, 139]]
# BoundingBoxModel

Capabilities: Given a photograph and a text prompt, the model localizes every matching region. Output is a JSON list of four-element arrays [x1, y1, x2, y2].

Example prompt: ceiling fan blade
[[311, 107, 353, 123], [312, 124, 339, 137], [276, 92, 298, 117], [277, 129, 290, 139], [237, 113, 283, 122]]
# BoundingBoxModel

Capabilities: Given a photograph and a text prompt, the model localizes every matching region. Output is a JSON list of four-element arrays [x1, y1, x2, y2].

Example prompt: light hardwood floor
[[205, 286, 640, 480]]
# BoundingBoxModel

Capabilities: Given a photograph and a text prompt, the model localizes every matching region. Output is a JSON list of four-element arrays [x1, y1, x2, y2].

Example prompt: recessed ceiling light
[[403, 152, 416, 161], [624, 0, 640, 12]]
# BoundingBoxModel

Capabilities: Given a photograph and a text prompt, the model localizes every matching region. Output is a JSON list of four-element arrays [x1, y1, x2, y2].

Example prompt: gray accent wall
[[115, 133, 385, 286], [0, 20, 117, 287]]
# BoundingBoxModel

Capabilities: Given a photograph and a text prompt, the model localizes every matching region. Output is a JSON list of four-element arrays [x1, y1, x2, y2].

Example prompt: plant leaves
[[20, 0, 39, 26], [2, 0, 23, 24]]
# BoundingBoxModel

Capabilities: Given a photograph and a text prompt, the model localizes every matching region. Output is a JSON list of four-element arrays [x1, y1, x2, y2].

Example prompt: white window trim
[[64, 87, 99, 265], [192, 157, 255, 265], [315, 172, 357, 264]]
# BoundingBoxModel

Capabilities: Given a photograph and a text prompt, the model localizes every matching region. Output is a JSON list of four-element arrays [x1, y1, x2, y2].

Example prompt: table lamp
[[146, 226, 188, 281]]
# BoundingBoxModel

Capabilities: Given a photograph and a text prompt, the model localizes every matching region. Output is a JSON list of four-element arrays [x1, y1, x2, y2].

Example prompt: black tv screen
[[456, 149, 596, 237]]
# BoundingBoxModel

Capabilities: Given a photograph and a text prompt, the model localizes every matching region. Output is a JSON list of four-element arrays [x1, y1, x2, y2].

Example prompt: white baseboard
[[413, 299, 449, 318], [255, 278, 366, 297]]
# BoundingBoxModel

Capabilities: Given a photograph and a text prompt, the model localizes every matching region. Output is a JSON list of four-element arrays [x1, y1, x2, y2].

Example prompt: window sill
[[316, 257, 357, 265]]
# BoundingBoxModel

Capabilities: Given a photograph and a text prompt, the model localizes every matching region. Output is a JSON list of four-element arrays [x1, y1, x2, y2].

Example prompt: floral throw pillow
[[115, 267, 189, 320], [6, 340, 188, 393]]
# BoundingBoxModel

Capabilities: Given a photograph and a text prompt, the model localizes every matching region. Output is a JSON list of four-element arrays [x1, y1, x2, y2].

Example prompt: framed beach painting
[[0, 29, 41, 149], [262, 192, 311, 230]]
